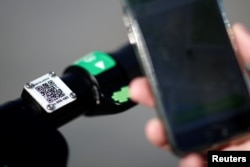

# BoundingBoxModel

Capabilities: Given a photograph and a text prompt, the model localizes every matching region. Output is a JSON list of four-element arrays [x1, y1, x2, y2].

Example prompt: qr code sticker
[[35, 80, 65, 103]]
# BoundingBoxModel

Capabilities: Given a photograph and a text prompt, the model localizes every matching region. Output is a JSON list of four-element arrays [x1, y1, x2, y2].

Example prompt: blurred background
[[0, 0, 249, 166]]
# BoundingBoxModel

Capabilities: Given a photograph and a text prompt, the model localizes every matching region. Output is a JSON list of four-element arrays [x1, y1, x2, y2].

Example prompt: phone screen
[[126, 0, 250, 152]]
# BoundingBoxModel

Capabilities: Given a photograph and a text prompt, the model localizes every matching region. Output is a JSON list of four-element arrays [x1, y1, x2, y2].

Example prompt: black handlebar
[[0, 43, 143, 166], [0, 44, 142, 128]]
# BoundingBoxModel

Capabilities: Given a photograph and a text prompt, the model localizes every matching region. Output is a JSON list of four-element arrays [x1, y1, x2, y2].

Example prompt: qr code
[[35, 80, 65, 103]]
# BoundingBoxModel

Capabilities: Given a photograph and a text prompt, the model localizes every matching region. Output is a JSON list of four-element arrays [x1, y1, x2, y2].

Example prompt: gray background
[[0, 0, 249, 167]]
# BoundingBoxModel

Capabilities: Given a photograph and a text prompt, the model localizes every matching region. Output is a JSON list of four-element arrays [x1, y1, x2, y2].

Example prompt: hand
[[129, 23, 250, 167]]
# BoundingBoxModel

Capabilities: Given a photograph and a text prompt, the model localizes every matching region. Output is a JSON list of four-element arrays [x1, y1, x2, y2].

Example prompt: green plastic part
[[73, 52, 116, 76], [112, 86, 130, 103]]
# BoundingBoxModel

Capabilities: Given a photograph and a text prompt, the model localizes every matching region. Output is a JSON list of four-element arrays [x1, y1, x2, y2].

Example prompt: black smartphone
[[121, 0, 250, 155]]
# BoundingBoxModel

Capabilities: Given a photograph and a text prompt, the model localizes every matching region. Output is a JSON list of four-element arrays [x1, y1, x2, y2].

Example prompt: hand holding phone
[[123, 0, 250, 156], [130, 23, 250, 167]]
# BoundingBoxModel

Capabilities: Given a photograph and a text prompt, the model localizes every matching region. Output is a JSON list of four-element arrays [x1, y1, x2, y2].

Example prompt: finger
[[129, 77, 155, 107], [145, 118, 170, 149], [233, 23, 250, 64], [180, 154, 206, 167], [223, 140, 250, 151]]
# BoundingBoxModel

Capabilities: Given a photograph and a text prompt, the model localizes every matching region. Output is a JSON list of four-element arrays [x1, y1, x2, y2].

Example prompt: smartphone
[[121, 0, 250, 155]]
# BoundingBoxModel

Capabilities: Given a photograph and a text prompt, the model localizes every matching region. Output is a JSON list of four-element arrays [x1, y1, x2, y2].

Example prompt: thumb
[[233, 23, 250, 65]]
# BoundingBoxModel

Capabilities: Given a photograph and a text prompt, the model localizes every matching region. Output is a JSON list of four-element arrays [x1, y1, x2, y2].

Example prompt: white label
[[24, 72, 76, 113]]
